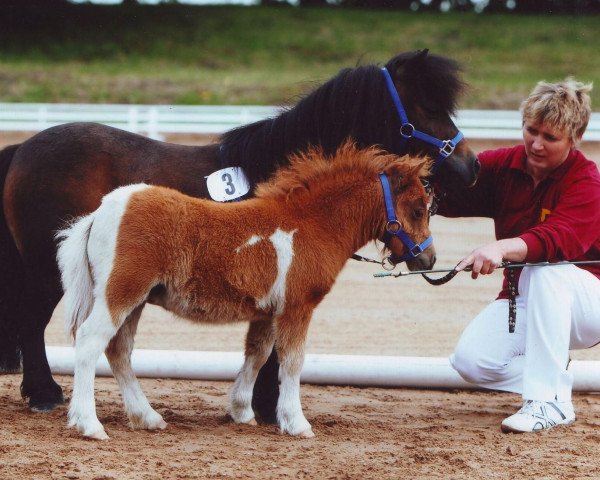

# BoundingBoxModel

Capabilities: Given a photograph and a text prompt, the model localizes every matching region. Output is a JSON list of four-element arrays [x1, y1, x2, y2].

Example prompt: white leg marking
[[106, 306, 167, 432], [229, 322, 275, 425], [277, 352, 313, 437], [68, 301, 118, 440], [229, 358, 260, 425]]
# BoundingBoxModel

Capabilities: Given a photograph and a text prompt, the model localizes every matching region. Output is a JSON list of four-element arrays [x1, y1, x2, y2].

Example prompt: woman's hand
[[456, 238, 528, 279]]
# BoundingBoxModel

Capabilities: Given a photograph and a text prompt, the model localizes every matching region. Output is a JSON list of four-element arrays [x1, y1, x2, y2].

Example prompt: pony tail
[[55, 214, 96, 341]]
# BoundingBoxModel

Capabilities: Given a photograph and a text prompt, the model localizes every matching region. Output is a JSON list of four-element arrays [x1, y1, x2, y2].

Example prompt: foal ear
[[388, 159, 431, 193], [411, 158, 433, 179]]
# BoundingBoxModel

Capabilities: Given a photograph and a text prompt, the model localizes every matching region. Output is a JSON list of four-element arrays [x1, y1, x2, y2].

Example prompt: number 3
[[222, 172, 236, 195]]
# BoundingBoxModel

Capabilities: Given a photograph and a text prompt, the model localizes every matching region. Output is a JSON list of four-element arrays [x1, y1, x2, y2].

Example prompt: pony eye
[[413, 208, 425, 220]]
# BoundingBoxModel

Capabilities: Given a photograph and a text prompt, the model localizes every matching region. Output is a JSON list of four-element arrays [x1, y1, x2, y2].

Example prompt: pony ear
[[406, 49, 429, 71], [416, 48, 429, 60], [386, 49, 430, 84]]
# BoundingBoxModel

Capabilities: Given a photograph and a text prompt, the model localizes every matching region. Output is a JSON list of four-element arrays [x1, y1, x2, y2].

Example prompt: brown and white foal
[[56, 142, 435, 440]]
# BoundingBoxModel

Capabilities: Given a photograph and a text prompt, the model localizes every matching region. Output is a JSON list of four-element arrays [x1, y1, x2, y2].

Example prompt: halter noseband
[[379, 172, 433, 267], [381, 67, 464, 174]]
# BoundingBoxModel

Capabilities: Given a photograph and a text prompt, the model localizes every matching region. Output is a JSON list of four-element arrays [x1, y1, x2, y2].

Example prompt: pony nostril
[[431, 254, 437, 268]]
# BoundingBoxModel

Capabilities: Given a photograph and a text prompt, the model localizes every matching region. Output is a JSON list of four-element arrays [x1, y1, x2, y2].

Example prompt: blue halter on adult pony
[[381, 66, 465, 174]]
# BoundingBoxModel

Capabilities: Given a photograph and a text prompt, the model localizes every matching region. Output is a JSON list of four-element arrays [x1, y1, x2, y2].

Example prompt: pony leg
[[18, 270, 65, 411], [274, 309, 314, 438], [229, 320, 275, 425], [0, 144, 24, 375], [68, 301, 118, 440], [105, 304, 167, 432], [251, 348, 280, 425], [0, 233, 24, 374]]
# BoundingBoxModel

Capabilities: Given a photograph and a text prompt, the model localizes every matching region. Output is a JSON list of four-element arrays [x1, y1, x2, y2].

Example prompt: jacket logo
[[540, 208, 551, 222]]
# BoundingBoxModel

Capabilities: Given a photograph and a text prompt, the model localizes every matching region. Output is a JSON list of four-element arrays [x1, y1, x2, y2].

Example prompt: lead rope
[[506, 267, 517, 333]]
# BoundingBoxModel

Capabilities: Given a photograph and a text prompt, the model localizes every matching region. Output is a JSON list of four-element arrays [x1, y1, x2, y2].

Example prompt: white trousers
[[450, 265, 600, 402]]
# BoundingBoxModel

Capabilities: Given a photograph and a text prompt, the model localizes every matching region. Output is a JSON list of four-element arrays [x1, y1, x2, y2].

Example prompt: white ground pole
[[46, 346, 600, 391]]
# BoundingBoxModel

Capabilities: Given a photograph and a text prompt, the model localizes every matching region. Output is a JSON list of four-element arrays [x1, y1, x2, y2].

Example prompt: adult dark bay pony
[[0, 49, 479, 414], [56, 142, 435, 440]]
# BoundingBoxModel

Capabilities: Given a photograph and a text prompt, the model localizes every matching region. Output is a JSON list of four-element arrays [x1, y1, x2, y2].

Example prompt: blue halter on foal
[[381, 67, 464, 174], [379, 173, 433, 267]]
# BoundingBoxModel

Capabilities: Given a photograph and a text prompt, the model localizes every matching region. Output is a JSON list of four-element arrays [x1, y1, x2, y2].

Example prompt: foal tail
[[55, 214, 96, 341]]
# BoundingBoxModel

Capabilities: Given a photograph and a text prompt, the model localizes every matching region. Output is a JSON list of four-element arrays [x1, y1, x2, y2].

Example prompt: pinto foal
[[56, 142, 435, 440]]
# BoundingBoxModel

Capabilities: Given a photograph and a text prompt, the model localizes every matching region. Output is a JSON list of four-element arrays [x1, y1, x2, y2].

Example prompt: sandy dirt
[[1, 134, 600, 479]]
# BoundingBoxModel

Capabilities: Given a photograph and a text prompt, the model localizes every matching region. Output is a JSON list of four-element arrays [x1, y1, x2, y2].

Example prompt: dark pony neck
[[219, 50, 463, 189], [220, 64, 392, 186]]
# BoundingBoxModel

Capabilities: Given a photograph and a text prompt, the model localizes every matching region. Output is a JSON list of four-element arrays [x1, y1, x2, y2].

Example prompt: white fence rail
[[2, 103, 600, 141]]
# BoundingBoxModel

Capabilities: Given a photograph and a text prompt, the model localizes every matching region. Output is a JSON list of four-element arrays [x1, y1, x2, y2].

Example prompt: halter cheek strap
[[379, 173, 433, 265], [381, 67, 464, 173]]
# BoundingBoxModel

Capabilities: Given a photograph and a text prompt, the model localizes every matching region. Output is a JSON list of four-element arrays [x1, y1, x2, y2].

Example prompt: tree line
[[287, 0, 600, 13], [6, 0, 600, 14]]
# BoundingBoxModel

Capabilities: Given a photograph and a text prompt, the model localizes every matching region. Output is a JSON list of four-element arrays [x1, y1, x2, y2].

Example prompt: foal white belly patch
[[206, 167, 250, 201]]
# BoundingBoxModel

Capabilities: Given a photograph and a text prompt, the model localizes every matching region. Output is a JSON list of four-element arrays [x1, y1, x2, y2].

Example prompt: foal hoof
[[155, 419, 168, 430], [298, 428, 315, 439], [88, 429, 110, 441]]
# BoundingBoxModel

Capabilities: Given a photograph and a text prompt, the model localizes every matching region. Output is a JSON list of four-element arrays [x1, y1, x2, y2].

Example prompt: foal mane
[[254, 142, 431, 202], [219, 50, 464, 187]]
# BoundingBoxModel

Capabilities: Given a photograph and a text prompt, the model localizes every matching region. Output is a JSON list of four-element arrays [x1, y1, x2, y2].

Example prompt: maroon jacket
[[439, 145, 600, 299]]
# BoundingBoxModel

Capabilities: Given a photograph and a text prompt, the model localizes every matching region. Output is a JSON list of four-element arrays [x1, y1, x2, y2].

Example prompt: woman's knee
[[451, 346, 511, 385], [450, 347, 487, 384]]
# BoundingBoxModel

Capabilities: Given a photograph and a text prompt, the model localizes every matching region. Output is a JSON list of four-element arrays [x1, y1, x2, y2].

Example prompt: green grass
[[1, 4, 598, 109]]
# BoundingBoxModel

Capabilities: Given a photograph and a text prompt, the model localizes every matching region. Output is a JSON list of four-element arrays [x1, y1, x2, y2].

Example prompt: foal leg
[[275, 309, 313, 438], [105, 304, 167, 432], [229, 320, 275, 425], [68, 301, 119, 440]]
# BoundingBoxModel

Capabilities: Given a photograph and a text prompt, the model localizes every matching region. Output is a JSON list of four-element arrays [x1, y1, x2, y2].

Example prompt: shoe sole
[[501, 418, 575, 434]]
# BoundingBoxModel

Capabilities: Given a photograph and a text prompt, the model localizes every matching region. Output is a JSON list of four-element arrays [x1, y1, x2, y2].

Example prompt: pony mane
[[254, 141, 431, 201], [220, 50, 463, 187]]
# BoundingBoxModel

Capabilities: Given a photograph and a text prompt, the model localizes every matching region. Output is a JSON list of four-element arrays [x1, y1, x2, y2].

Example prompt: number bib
[[205, 167, 251, 202]]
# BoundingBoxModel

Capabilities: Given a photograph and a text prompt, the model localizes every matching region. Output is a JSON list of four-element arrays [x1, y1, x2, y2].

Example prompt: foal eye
[[413, 208, 425, 220]]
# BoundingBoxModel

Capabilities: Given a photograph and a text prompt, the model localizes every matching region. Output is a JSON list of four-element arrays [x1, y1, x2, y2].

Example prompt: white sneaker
[[501, 400, 575, 433]]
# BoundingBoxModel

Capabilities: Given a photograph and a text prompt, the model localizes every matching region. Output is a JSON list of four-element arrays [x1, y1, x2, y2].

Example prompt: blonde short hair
[[520, 77, 593, 146]]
